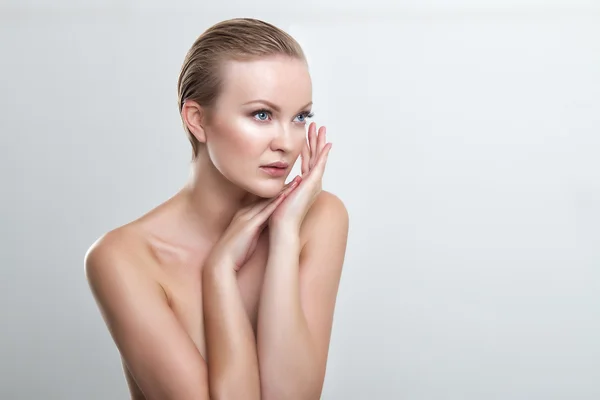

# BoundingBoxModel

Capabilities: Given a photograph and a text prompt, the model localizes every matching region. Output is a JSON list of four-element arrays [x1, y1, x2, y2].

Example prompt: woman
[[85, 18, 349, 400]]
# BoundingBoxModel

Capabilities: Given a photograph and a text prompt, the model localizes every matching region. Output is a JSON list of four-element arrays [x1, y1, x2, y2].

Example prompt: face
[[201, 55, 313, 198]]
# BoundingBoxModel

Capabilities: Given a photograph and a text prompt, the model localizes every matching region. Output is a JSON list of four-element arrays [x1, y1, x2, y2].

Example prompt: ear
[[181, 100, 207, 143]]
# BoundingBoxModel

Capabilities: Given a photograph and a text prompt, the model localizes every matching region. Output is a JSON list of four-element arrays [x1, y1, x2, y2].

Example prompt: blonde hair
[[177, 18, 306, 159]]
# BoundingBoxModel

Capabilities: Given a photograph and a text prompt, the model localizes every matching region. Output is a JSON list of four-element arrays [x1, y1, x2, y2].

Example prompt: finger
[[238, 194, 273, 217], [274, 176, 301, 200], [311, 142, 332, 177], [243, 193, 282, 221], [242, 176, 298, 214], [301, 140, 310, 176], [253, 191, 288, 225], [281, 175, 301, 196], [248, 177, 300, 219], [248, 233, 260, 258], [309, 122, 317, 170], [317, 126, 327, 156], [281, 176, 300, 192]]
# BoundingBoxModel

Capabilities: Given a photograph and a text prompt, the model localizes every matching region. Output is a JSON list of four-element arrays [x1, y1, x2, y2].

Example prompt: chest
[[158, 233, 271, 360]]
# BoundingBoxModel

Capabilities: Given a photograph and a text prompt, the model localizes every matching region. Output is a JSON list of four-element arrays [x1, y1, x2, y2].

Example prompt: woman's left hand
[[270, 122, 332, 235]]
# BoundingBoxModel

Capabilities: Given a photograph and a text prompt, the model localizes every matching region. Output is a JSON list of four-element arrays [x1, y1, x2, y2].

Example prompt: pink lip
[[262, 161, 289, 168], [260, 166, 288, 177]]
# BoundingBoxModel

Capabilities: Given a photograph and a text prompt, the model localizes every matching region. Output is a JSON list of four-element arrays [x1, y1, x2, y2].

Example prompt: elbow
[[262, 390, 323, 400], [261, 377, 324, 400], [209, 376, 261, 400], [210, 389, 260, 400]]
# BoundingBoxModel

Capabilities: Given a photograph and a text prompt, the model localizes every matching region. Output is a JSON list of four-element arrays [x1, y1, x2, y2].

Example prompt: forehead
[[218, 55, 312, 110]]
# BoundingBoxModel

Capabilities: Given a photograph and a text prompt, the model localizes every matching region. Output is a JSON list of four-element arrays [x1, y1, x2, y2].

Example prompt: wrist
[[268, 227, 301, 255], [203, 256, 236, 279], [269, 224, 300, 243], [270, 219, 300, 237]]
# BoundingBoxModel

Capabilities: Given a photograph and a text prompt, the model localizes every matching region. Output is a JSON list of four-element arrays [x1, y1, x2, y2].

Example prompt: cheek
[[296, 130, 307, 150], [207, 118, 267, 173], [219, 118, 267, 157], [290, 129, 307, 159]]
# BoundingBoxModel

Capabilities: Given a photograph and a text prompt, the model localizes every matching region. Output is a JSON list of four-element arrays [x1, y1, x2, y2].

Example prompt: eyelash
[[252, 108, 314, 123]]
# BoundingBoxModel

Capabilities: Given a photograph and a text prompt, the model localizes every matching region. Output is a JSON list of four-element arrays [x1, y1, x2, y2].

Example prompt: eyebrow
[[243, 99, 313, 113]]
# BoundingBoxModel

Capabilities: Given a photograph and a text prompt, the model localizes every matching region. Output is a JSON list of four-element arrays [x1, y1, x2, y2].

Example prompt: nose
[[270, 125, 295, 153]]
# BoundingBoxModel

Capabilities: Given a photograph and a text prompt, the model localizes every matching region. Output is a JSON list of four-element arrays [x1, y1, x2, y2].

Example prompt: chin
[[246, 177, 287, 199]]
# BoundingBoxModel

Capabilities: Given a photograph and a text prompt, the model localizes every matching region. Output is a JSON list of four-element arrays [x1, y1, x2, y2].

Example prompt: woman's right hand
[[205, 176, 302, 272]]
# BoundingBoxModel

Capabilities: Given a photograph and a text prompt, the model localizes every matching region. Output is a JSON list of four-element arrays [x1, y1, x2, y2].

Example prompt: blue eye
[[295, 111, 314, 123], [253, 109, 314, 123], [253, 110, 271, 121]]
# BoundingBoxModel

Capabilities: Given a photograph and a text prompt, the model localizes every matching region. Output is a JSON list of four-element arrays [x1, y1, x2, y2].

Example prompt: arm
[[202, 261, 261, 400], [85, 232, 210, 400], [200, 183, 299, 399], [257, 191, 349, 399]]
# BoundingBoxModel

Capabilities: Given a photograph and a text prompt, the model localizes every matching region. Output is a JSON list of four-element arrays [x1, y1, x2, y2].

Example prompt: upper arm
[[298, 191, 349, 376], [85, 234, 210, 400]]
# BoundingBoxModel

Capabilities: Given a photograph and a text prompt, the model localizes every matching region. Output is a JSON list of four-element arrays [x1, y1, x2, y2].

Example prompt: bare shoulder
[[86, 226, 142, 272], [84, 226, 211, 399], [84, 226, 163, 302], [301, 190, 349, 244]]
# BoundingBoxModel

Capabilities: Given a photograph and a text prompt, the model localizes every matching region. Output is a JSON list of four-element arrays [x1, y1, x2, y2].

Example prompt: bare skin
[[85, 55, 349, 400]]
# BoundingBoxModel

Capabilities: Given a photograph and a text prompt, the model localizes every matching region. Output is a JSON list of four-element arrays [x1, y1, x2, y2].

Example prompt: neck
[[182, 150, 260, 243]]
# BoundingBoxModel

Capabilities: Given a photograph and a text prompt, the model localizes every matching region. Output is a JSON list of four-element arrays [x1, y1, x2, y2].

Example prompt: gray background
[[1, 0, 599, 399]]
